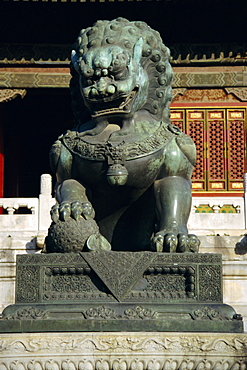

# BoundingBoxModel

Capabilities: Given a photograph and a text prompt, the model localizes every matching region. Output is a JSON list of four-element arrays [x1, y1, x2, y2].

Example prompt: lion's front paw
[[51, 201, 95, 223], [152, 232, 200, 253]]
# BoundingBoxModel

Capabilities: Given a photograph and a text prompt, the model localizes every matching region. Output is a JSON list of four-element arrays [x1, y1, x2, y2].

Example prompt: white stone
[[0, 332, 247, 367], [188, 196, 245, 230]]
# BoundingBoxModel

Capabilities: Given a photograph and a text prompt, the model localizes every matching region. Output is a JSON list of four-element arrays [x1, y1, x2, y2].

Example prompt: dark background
[[1, 0, 247, 45]]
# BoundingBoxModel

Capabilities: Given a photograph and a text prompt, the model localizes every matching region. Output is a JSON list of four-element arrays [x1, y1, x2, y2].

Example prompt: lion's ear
[[133, 38, 143, 64], [71, 50, 79, 72]]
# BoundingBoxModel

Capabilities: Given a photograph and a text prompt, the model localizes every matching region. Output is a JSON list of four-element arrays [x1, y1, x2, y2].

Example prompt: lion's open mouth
[[88, 89, 138, 118]]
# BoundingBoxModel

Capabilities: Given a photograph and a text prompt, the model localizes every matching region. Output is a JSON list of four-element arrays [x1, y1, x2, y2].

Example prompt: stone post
[[37, 174, 53, 248]]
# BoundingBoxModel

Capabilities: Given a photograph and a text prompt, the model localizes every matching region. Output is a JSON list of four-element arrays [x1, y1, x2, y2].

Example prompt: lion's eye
[[81, 64, 94, 78], [109, 52, 129, 80]]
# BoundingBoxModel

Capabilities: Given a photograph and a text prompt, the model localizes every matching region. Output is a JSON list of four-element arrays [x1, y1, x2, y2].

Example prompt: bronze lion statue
[[46, 18, 199, 253]]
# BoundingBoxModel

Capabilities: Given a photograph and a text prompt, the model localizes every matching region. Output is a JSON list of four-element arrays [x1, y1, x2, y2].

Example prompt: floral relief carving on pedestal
[[1, 334, 247, 355]]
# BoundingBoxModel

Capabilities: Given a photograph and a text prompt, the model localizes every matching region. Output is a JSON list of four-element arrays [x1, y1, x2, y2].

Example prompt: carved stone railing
[[188, 196, 246, 232], [0, 174, 55, 235], [0, 197, 39, 230]]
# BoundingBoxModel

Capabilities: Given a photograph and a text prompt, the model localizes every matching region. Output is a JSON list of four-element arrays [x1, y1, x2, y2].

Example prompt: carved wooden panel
[[227, 110, 245, 190], [170, 107, 246, 192], [187, 111, 206, 190], [171, 109, 206, 190], [207, 110, 226, 190]]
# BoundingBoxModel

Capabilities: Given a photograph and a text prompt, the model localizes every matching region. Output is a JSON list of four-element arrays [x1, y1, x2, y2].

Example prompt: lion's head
[[70, 18, 173, 125]]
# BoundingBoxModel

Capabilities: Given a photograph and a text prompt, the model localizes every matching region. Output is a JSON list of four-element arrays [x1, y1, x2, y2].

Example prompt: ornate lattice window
[[186, 111, 205, 188], [227, 110, 245, 190], [170, 108, 246, 192]]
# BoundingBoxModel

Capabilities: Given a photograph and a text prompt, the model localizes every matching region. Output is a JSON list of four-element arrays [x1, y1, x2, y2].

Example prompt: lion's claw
[[81, 202, 95, 220], [176, 233, 190, 253], [59, 201, 71, 221], [187, 234, 201, 253], [71, 201, 83, 221], [164, 233, 178, 253], [152, 232, 200, 253], [51, 204, 59, 223], [152, 234, 164, 252]]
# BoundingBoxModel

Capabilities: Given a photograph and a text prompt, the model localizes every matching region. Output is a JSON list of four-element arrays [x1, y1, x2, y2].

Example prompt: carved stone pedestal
[[1, 331, 247, 368], [0, 252, 243, 332]]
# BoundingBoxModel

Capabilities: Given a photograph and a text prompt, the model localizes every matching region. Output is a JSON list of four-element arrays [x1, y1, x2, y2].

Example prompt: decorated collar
[[62, 123, 177, 162]]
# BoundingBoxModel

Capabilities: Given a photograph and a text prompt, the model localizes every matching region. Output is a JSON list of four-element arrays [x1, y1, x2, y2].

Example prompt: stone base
[[0, 252, 243, 333], [1, 332, 247, 367], [0, 302, 243, 333]]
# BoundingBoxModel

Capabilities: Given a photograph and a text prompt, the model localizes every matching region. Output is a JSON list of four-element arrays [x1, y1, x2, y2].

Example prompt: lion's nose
[[95, 68, 108, 77]]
